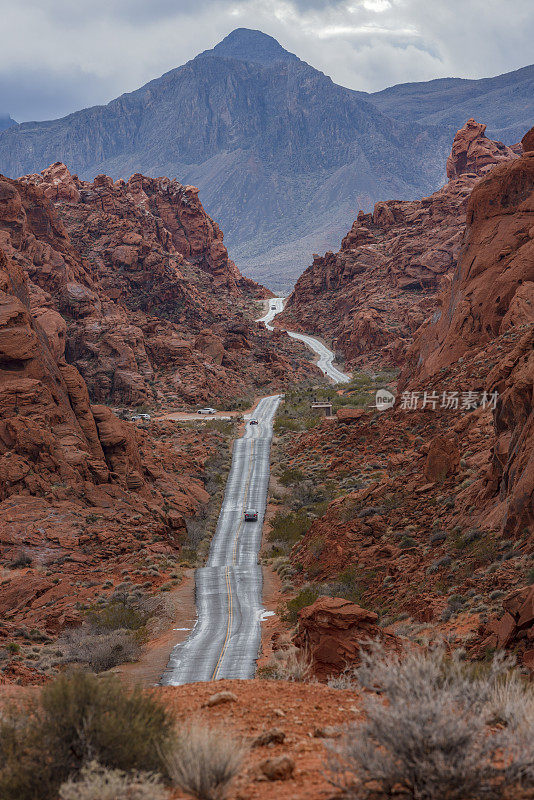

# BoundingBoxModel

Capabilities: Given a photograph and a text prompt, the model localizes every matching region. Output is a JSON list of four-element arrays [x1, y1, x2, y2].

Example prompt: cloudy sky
[[2, 0, 533, 122]]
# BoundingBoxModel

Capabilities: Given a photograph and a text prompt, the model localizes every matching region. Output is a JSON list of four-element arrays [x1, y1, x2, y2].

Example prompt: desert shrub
[[327, 670, 358, 690], [259, 646, 312, 682], [279, 467, 305, 486], [59, 761, 169, 800], [7, 550, 32, 569], [85, 597, 148, 632], [61, 628, 141, 672], [165, 721, 245, 800], [268, 509, 311, 549], [328, 644, 534, 800], [0, 671, 174, 800], [281, 584, 320, 625]]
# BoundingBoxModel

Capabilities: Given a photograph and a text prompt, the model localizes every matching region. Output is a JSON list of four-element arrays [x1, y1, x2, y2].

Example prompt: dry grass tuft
[[165, 721, 245, 800], [59, 761, 169, 800]]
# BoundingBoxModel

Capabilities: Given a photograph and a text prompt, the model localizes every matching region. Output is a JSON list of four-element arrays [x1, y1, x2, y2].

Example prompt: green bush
[[268, 510, 311, 550], [279, 467, 305, 486], [85, 599, 148, 633], [0, 671, 174, 800], [282, 585, 320, 626]]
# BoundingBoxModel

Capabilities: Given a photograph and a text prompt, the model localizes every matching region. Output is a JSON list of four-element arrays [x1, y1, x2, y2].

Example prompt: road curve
[[161, 394, 280, 685], [258, 297, 351, 384]]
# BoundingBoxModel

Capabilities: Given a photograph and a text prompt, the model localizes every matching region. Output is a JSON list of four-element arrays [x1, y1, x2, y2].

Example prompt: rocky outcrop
[[4, 164, 315, 407], [0, 163, 316, 666], [293, 596, 399, 681], [446, 119, 518, 180], [483, 586, 534, 673], [406, 128, 534, 536], [274, 128, 533, 655], [279, 120, 519, 370]]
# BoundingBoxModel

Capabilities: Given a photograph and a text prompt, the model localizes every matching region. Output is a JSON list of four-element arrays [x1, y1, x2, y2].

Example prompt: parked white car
[[197, 407, 217, 415]]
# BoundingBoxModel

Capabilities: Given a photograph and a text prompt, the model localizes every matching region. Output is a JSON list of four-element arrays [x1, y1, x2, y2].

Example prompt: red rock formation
[[406, 129, 534, 536], [483, 586, 534, 673], [273, 129, 534, 657], [5, 164, 316, 406], [0, 164, 317, 672], [279, 120, 518, 370], [293, 596, 399, 680], [446, 119, 517, 180]]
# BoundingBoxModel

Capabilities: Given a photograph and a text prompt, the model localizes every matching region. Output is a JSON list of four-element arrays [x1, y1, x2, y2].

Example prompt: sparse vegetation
[[60, 628, 141, 672], [165, 722, 245, 800], [328, 644, 534, 799], [0, 671, 174, 800], [59, 761, 169, 800], [281, 585, 320, 625], [258, 645, 312, 682]]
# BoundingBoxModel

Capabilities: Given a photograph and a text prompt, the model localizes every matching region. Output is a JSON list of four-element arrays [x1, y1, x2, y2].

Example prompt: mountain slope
[[0, 29, 450, 291], [0, 114, 15, 132], [365, 64, 534, 144]]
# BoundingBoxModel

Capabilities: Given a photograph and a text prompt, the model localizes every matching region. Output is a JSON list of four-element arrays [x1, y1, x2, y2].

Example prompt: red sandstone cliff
[[404, 126, 534, 537], [279, 120, 518, 369], [4, 164, 315, 407]]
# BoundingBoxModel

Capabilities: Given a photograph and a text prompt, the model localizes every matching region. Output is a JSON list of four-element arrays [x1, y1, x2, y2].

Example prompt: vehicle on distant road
[[131, 413, 151, 421], [249, 419, 258, 425], [271, 305, 277, 310], [197, 407, 217, 415], [244, 509, 258, 521]]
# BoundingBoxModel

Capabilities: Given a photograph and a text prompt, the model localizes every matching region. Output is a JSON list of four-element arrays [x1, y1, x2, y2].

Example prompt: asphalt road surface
[[161, 394, 280, 685], [258, 297, 351, 384]]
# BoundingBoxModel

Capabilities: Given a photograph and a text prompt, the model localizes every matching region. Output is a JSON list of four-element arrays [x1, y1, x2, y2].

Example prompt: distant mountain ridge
[[362, 63, 534, 144], [0, 114, 15, 132], [0, 29, 531, 290]]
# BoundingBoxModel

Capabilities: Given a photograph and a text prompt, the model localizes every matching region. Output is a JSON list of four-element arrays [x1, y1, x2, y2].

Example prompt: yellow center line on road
[[212, 433, 257, 679], [211, 566, 233, 680]]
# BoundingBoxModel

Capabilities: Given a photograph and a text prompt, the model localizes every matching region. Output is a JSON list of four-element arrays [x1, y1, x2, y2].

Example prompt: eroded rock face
[[406, 131, 534, 535], [293, 596, 399, 681], [483, 586, 534, 673], [446, 119, 518, 180], [3, 164, 316, 406], [279, 120, 519, 370]]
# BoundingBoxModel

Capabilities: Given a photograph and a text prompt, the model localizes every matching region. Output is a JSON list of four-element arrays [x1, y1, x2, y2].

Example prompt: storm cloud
[[2, 0, 533, 121]]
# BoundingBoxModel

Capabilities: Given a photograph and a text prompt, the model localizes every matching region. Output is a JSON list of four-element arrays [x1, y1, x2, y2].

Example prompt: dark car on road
[[244, 509, 258, 521], [249, 419, 258, 425]]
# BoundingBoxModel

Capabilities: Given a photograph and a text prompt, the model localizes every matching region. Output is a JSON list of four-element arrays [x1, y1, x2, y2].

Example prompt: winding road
[[258, 297, 351, 384], [161, 298, 349, 685]]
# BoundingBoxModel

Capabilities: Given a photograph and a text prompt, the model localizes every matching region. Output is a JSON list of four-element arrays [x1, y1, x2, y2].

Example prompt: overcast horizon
[[2, 0, 533, 123]]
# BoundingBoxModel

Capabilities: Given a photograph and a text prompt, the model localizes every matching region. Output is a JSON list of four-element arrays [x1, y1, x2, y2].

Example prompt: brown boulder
[[485, 586, 534, 672], [424, 433, 460, 482], [259, 755, 295, 781], [294, 596, 395, 680]]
